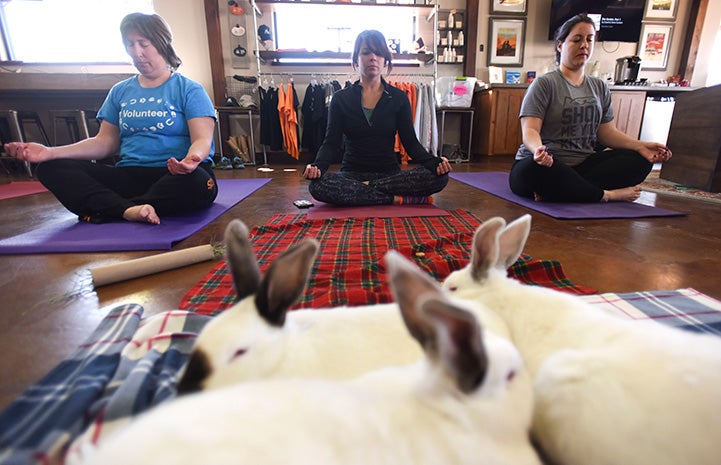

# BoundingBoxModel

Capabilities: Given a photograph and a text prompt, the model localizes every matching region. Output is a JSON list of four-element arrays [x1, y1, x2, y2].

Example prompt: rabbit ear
[[225, 219, 262, 301], [497, 215, 532, 269], [385, 250, 445, 346], [469, 217, 506, 281], [421, 298, 488, 394], [254, 240, 319, 327]]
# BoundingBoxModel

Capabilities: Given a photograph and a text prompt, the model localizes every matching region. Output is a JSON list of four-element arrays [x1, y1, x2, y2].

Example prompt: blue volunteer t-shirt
[[97, 72, 216, 167]]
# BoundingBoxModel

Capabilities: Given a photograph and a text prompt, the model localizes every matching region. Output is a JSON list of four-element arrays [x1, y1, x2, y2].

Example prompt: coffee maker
[[614, 56, 642, 84]]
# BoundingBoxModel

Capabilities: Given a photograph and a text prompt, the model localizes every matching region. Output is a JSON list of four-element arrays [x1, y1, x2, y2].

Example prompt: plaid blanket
[[2, 288, 721, 464], [180, 210, 596, 315]]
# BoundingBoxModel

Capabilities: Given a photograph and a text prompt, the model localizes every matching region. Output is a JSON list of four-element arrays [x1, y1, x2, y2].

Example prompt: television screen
[[548, 0, 645, 43]]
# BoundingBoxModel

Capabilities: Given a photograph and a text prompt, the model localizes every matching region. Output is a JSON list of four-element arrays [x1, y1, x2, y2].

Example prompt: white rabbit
[[176, 219, 511, 393], [76, 251, 541, 465], [442, 214, 721, 465]]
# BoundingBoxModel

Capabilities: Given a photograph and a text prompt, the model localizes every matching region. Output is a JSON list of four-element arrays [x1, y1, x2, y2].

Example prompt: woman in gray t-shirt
[[509, 14, 672, 203]]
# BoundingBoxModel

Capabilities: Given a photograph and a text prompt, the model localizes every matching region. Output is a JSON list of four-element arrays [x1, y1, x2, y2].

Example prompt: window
[[0, 0, 154, 64], [271, 3, 421, 61]]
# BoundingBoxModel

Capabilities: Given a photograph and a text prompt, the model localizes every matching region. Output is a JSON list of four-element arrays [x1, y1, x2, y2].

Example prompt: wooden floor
[[1, 155, 720, 412]]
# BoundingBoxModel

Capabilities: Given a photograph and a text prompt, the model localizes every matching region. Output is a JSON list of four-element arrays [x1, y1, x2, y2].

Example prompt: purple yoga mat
[[450, 172, 685, 219], [305, 202, 448, 220], [0, 178, 271, 254]]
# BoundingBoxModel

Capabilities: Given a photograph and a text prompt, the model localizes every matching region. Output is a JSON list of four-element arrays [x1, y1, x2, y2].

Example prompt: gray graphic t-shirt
[[515, 70, 614, 165]]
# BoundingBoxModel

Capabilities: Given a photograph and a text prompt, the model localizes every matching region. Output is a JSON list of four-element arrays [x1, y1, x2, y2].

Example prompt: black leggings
[[508, 149, 652, 203], [308, 167, 448, 206], [36, 159, 218, 222]]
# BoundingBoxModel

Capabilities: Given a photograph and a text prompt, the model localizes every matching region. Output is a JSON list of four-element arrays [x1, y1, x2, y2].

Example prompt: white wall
[[154, 0, 213, 93], [3, 0, 718, 97], [472, 0, 698, 85], [692, 0, 721, 87]]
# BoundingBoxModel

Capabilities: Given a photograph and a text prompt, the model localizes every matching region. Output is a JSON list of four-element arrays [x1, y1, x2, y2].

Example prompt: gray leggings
[[308, 167, 449, 206]]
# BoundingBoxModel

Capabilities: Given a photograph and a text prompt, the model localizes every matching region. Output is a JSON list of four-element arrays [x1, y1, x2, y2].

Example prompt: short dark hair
[[554, 13, 596, 65], [352, 30, 393, 74], [120, 13, 182, 70]]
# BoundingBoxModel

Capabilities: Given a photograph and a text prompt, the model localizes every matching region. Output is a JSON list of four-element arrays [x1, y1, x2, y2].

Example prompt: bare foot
[[123, 204, 160, 224], [602, 186, 642, 202], [533, 192, 544, 202]]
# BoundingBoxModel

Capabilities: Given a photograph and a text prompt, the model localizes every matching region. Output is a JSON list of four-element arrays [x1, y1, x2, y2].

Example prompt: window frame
[[0, 0, 154, 65]]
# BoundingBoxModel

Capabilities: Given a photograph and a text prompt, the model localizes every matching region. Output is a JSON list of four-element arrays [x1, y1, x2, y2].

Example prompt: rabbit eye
[[447, 286, 458, 292], [506, 370, 516, 384], [230, 348, 247, 361]]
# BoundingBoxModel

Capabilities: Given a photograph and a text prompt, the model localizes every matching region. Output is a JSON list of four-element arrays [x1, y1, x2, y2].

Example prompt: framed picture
[[488, 18, 526, 67], [490, 0, 527, 16], [643, 0, 679, 21], [638, 23, 673, 70]]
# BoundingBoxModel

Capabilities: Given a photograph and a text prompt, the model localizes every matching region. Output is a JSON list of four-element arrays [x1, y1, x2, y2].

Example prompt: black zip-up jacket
[[312, 78, 441, 175]]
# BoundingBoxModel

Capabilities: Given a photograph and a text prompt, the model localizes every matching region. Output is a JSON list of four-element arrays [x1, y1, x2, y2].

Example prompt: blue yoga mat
[[450, 172, 685, 220], [0, 178, 271, 254]]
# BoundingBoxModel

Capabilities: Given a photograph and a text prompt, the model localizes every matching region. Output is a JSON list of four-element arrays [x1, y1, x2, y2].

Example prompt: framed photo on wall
[[643, 0, 679, 21], [488, 18, 526, 67], [638, 23, 674, 70], [490, 0, 527, 15]]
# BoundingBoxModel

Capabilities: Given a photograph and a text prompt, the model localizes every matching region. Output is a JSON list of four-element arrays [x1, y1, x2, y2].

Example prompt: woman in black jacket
[[302, 30, 452, 206]]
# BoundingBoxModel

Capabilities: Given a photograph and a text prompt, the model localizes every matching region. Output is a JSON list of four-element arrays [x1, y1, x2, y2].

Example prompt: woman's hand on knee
[[168, 154, 202, 175], [4, 142, 52, 163], [533, 145, 553, 167], [436, 157, 452, 175], [638, 142, 672, 163], [302, 164, 321, 179]]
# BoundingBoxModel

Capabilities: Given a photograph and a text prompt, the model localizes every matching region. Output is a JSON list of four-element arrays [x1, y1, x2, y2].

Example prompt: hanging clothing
[[259, 86, 284, 151], [278, 82, 300, 159], [389, 81, 418, 163], [388, 80, 437, 162], [301, 80, 343, 158]]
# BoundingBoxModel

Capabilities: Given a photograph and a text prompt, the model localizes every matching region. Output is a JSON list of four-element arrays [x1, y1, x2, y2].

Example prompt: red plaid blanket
[[179, 210, 596, 315]]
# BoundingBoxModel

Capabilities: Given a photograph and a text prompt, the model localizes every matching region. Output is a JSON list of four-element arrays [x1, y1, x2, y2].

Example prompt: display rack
[[437, 9, 466, 66]]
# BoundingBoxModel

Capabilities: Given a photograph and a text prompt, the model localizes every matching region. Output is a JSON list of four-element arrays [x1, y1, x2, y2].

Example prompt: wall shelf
[[256, 50, 434, 66], [437, 8, 465, 65]]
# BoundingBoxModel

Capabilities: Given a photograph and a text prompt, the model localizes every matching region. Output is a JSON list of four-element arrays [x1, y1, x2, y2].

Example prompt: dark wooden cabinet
[[661, 84, 721, 192], [471, 86, 525, 157]]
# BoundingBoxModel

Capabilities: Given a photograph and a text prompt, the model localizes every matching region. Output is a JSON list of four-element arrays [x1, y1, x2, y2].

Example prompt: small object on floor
[[396, 195, 434, 205], [232, 157, 245, 169], [216, 157, 233, 170], [293, 199, 314, 209]]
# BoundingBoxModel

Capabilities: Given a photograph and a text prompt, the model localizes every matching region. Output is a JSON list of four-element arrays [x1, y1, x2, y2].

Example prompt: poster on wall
[[643, 0, 679, 21], [487, 18, 525, 67], [638, 23, 673, 70], [490, 0, 527, 15]]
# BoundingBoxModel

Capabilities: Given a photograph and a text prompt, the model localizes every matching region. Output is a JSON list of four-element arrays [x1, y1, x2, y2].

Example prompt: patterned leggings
[[308, 167, 449, 206]]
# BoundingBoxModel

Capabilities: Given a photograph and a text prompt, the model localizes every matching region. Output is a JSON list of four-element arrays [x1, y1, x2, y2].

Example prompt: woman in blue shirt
[[302, 30, 452, 206], [5, 13, 217, 224]]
